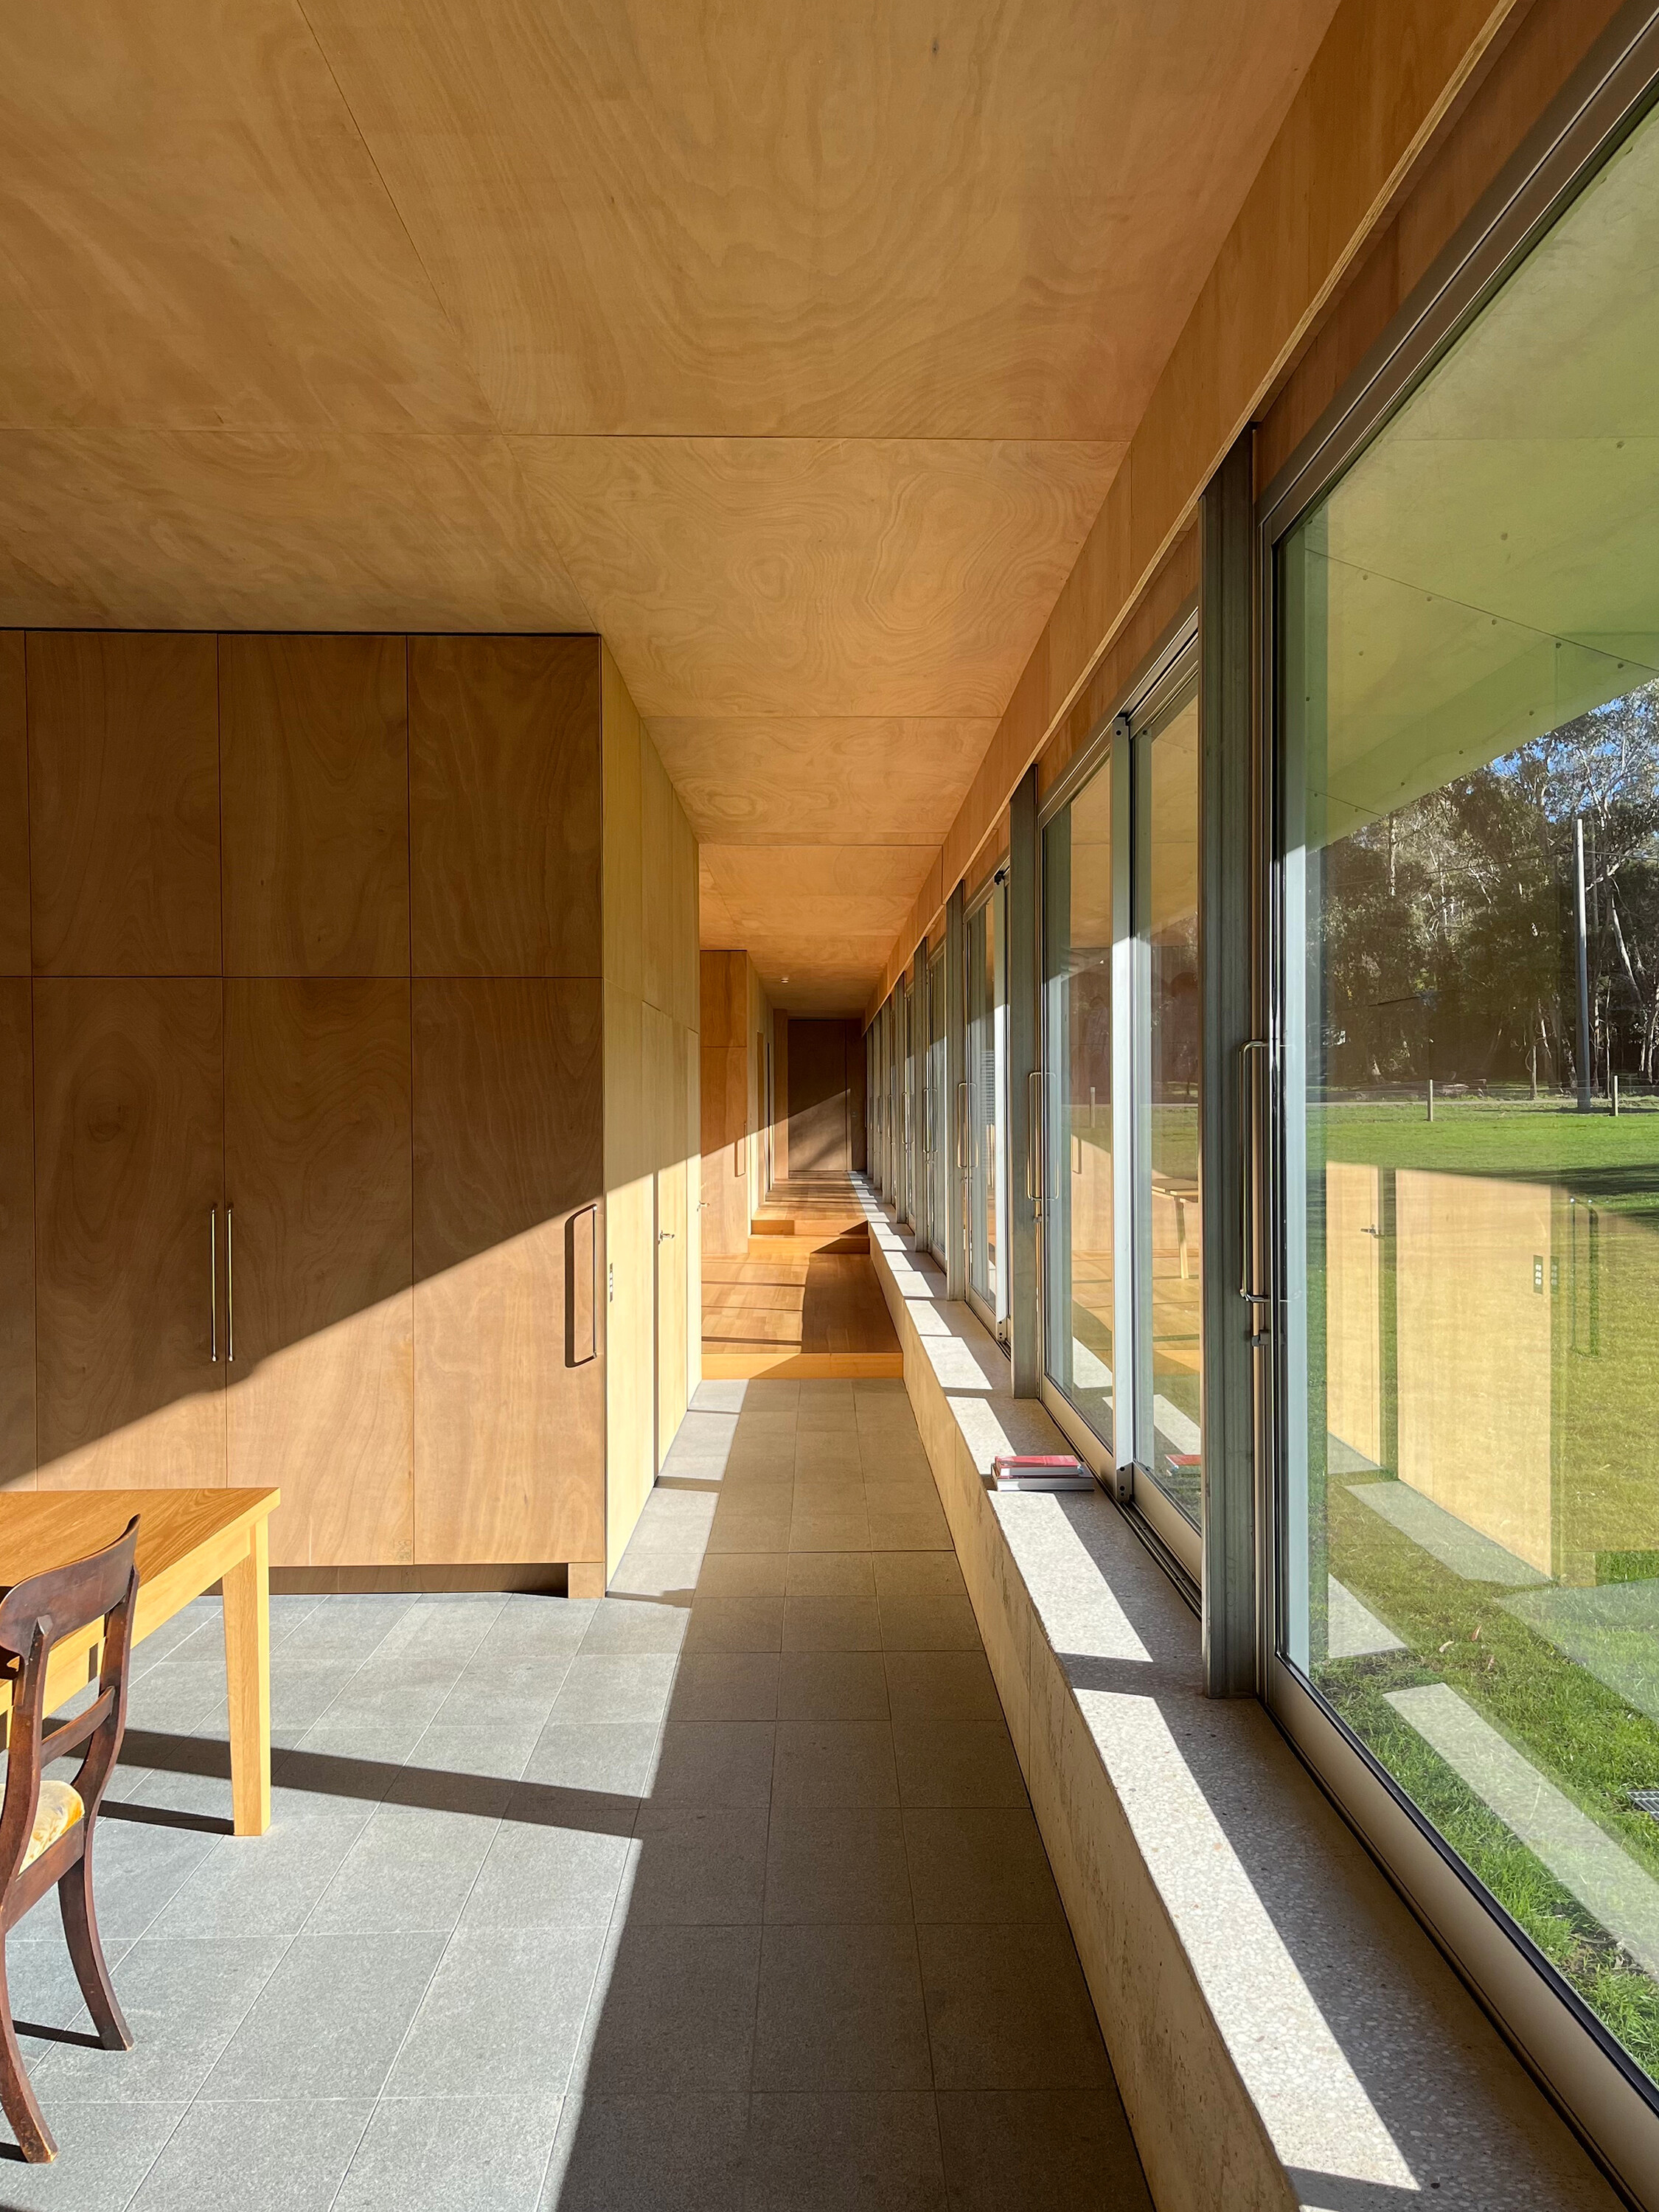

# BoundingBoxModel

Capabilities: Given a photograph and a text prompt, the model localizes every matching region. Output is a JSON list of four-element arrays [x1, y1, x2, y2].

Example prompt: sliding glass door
[[926, 946, 948, 1265], [1040, 641, 1203, 1574], [967, 881, 1009, 1335], [1272, 86, 1659, 2133]]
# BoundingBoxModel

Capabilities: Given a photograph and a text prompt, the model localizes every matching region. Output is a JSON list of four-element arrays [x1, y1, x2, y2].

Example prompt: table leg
[[222, 1519, 271, 1837]]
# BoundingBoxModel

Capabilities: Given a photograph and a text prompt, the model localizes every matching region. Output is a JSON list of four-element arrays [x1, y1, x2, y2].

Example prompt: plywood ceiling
[[1, 0, 1341, 1015]]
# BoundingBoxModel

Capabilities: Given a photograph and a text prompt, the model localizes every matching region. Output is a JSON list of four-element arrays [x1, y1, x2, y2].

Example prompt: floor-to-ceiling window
[[1274, 86, 1659, 2128], [1040, 639, 1203, 1574], [927, 945, 948, 1265], [967, 878, 1009, 1335]]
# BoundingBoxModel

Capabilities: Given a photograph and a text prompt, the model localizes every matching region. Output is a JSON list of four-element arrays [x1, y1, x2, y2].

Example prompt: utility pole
[[1574, 814, 1592, 1112]]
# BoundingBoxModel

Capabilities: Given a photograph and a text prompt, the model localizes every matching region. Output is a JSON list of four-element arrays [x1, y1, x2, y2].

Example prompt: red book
[[987, 1453, 1093, 1492]]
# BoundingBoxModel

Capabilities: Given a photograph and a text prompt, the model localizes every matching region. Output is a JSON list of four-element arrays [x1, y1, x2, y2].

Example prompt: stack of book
[[986, 1453, 1093, 1492]]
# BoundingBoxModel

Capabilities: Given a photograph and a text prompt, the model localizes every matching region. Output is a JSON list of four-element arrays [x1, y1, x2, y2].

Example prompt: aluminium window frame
[[1254, 4, 1659, 2196], [964, 866, 1012, 1342]]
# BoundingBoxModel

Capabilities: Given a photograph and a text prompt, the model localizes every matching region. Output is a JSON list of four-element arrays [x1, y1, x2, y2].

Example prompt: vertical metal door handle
[[1025, 1068, 1043, 1208], [209, 1206, 218, 1363], [956, 1079, 970, 1172], [1239, 1040, 1270, 1307], [225, 1204, 235, 1362]]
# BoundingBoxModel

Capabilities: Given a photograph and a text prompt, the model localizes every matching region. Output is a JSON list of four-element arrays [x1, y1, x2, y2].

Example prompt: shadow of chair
[[0, 1516, 140, 2162]]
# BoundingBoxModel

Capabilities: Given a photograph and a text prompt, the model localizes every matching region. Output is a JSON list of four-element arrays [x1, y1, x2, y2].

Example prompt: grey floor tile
[[0, 2098, 186, 2212], [694, 1554, 789, 1599], [37, 1937, 286, 2104], [745, 2091, 947, 2211], [5, 1933, 135, 2052], [692, 1378, 751, 1412], [765, 1805, 914, 1924], [543, 2093, 748, 2212], [754, 1923, 931, 2090], [872, 1555, 967, 1600], [788, 1502, 872, 1554], [773, 1722, 899, 1808], [549, 1654, 678, 1728], [521, 1722, 661, 1800], [578, 1924, 760, 2095], [778, 1650, 890, 1723], [335, 2094, 562, 2212], [796, 1397, 860, 1436], [434, 1655, 574, 1730], [865, 1500, 951, 1552], [795, 1441, 863, 1480], [891, 1721, 1026, 1809], [652, 1722, 776, 1807], [578, 1599, 691, 1658], [387, 1925, 608, 2098], [629, 1803, 769, 1924], [684, 1595, 785, 1654], [706, 1509, 792, 1556], [902, 1807, 1064, 1924], [919, 1926, 1109, 2090], [479, 1600, 597, 1659], [147, 1806, 370, 1941], [786, 1554, 876, 1597], [127, 2094, 373, 2212], [782, 1596, 883, 1652], [84, 1821, 236, 1943], [199, 1931, 445, 2101], [307, 1802, 503, 1935], [877, 1593, 983, 1653], [883, 1654, 1004, 1725], [462, 1795, 636, 1930], [933, 2090, 1151, 2211], [669, 1654, 781, 1723]]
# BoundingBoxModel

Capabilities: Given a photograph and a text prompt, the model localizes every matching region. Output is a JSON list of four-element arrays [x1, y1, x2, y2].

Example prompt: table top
[[0, 1489, 279, 1592]]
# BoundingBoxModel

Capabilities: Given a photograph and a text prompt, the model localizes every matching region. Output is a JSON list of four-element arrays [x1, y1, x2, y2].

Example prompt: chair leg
[[58, 1853, 131, 2052], [0, 1939, 57, 2163]]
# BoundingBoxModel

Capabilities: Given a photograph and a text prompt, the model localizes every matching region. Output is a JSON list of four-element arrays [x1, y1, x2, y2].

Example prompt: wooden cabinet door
[[225, 981, 413, 1567], [408, 636, 602, 978], [647, 1005, 688, 1470], [34, 980, 225, 1488], [27, 634, 220, 976], [412, 978, 604, 1565], [220, 635, 410, 978], [0, 982, 34, 1491]]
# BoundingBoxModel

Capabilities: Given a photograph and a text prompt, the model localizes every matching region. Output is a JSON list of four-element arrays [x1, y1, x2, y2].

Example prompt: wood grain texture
[[410, 635, 602, 978], [33, 978, 225, 1489], [684, 1015, 700, 1404], [220, 634, 410, 978], [517, 436, 1119, 719], [224, 980, 414, 1568], [0, 637, 28, 975], [0, 433, 593, 634], [641, 737, 676, 1019], [27, 633, 220, 976], [0, 984, 34, 1492], [652, 715, 992, 846], [602, 646, 644, 1003], [412, 978, 604, 1564], [602, 981, 653, 1582], [220, 1514, 271, 1834], [646, 1004, 688, 1469]]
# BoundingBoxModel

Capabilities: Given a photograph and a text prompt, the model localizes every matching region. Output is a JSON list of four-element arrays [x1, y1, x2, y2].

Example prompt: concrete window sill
[[863, 1192, 1619, 2212]]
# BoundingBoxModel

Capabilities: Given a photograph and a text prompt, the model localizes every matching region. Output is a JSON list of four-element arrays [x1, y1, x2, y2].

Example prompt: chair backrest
[[0, 1517, 139, 1896]]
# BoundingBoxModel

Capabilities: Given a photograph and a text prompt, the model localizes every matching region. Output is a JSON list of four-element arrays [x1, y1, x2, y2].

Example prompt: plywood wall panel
[[0, 983, 34, 1490], [225, 979, 414, 1566], [647, 1004, 688, 1467], [412, 975, 604, 1565], [602, 980, 653, 1579], [27, 633, 220, 976], [33, 978, 224, 1488], [641, 736, 675, 1015], [602, 644, 644, 1001], [0, 638, 29, 976], [220, 634, 410, 978], [410, 634, 602, 978]]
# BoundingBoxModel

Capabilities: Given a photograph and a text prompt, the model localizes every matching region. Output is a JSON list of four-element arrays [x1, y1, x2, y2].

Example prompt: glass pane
[[929, 949, 947, 1261], [968, 900, 997, 1305], [1043, 762, 1114, 1448], [1281, 102, 1659, 2090], [1140, 697, 1203, 1525]]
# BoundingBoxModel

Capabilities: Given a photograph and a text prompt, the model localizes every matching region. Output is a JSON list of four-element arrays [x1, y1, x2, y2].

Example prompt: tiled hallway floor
[[2, 1380, 1151, 2211]]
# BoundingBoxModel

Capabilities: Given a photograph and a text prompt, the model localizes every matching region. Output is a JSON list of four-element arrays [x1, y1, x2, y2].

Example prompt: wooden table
[[0, 1489, 279, 1837]]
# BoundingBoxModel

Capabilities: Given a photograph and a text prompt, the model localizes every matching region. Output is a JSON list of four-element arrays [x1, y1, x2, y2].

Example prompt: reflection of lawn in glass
[[1315, 1094, 1659, 2075]]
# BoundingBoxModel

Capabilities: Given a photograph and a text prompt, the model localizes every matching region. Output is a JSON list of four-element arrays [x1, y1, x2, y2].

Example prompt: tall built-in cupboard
[[0, 630, 699, 1593]]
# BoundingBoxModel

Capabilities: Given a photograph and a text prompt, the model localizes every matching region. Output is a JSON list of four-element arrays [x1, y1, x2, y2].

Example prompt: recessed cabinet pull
[[209, 1206, 218, 1363], [226, 1203, 235, 1363]]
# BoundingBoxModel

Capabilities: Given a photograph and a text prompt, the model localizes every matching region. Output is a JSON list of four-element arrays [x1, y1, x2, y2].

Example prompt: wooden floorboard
[[702, 1176, 899, 1366]]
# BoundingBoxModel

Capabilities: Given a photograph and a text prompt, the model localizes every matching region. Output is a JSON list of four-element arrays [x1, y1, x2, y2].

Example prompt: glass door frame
[[1255, 10, 1659, 2189], [964, 872, 1010, 1340], [926, 945, 949, 1266], [1036, 620, 1203, 1587]]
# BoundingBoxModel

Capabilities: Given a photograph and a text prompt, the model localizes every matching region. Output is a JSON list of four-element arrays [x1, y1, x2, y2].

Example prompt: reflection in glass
[[967, 891, 1004, 1312], [1043, 764, 1114, 1448], [1139, 699, 1203, 1525], [1281, 100, 1659, 2088], [928, 949, 947, 1262]]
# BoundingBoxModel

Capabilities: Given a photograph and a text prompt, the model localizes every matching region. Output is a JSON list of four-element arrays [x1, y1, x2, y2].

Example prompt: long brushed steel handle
[[226, 1204, 235, 1362], [209, 1206, 218, 1363], [1239, 1040, 1270, 1307]]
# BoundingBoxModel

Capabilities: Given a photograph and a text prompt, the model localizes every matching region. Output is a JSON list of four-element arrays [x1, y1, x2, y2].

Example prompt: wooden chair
[[0, 1516, 139, 2162]]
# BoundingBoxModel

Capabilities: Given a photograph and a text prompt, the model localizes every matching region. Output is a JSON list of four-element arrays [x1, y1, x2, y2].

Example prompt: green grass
[[1321, 1094, 1659, 1218]]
